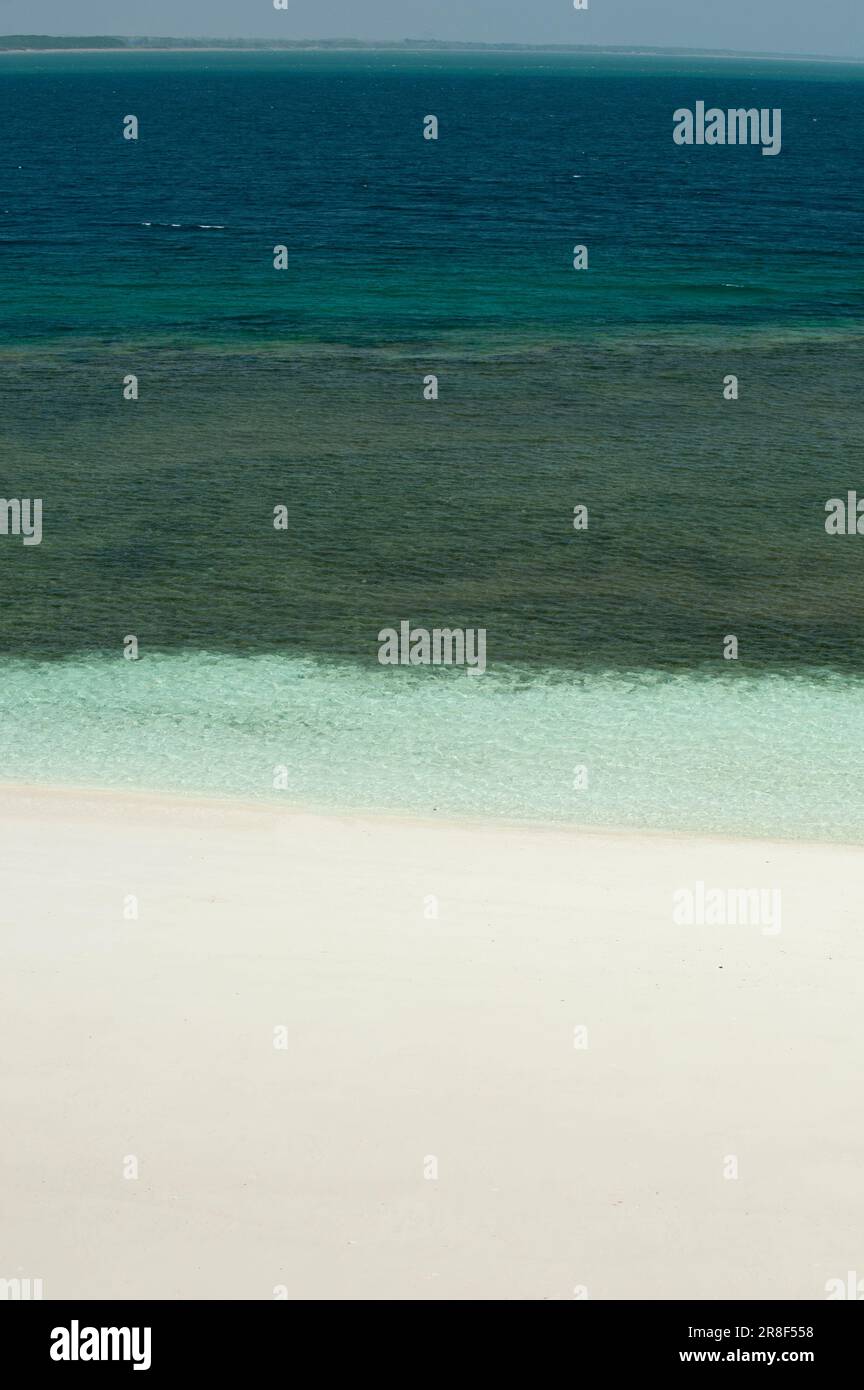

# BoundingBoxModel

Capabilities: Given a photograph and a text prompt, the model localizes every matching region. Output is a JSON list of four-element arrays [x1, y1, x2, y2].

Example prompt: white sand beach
[[0, 784, 860, 1301]]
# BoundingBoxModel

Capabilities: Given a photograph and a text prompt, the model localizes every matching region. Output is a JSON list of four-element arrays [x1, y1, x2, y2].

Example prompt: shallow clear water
[[0, 651, 862, 841]]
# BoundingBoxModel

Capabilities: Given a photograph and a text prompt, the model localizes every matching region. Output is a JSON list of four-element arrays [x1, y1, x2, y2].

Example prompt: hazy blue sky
[[1, 1, 862, 58]]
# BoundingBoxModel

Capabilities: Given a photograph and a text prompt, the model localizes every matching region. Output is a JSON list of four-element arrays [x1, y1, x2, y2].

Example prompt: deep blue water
[[0, 51, 862, 345]]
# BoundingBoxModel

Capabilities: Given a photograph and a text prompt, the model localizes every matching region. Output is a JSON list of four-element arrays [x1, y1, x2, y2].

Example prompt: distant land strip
[[0, 36, 859, 61]]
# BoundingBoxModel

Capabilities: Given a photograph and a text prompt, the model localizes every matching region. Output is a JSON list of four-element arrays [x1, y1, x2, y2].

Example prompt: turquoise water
[[1, 652, 862, 840], [0, 52, 862, 838]]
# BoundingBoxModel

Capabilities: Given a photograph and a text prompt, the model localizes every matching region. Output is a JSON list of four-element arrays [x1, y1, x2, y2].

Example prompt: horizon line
[[0, 36, 862, 63]]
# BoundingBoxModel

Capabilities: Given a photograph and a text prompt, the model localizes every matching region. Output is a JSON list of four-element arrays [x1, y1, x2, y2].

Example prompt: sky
[[0, 1, 862, 59]]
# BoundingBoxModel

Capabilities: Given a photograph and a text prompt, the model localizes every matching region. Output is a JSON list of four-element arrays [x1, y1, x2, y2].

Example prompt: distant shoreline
[[0, 42, 862, 64]]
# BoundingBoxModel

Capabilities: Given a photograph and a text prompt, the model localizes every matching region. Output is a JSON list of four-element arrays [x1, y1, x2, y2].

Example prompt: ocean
[[0, 50, 862, 837]]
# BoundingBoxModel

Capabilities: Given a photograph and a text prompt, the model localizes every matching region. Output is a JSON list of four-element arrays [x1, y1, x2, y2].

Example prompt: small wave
[[139, 221, 226, 229]]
